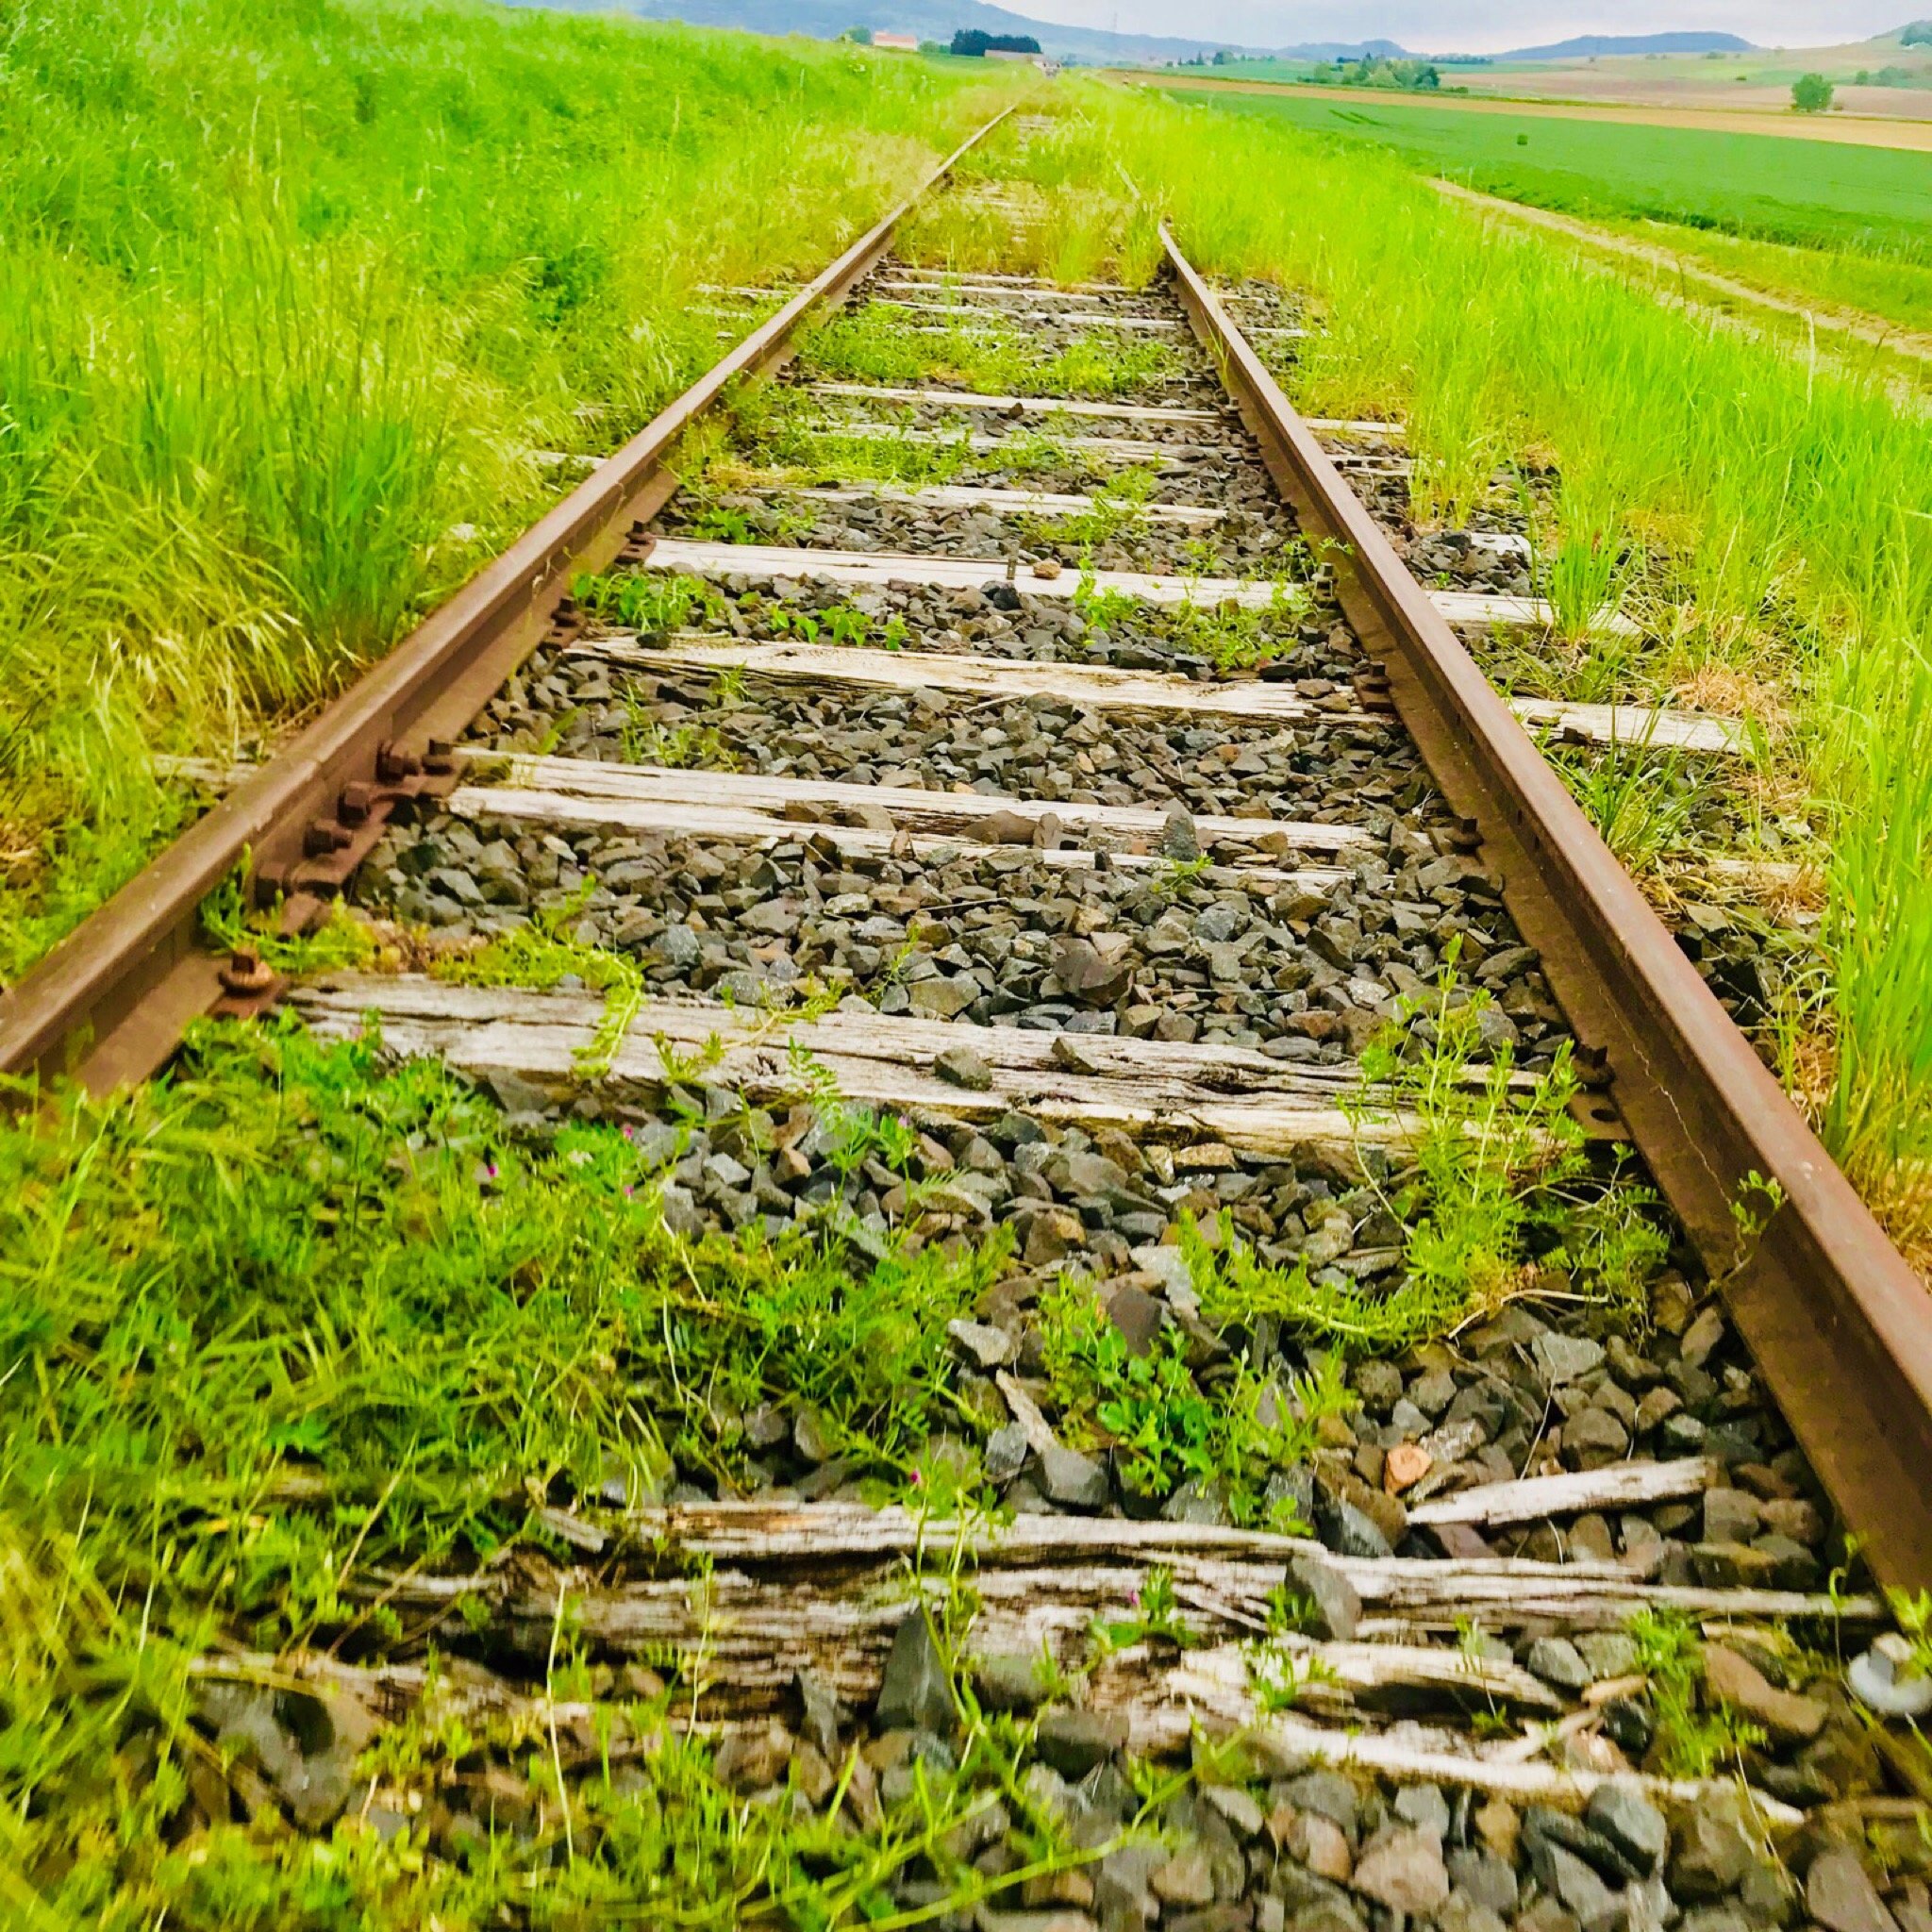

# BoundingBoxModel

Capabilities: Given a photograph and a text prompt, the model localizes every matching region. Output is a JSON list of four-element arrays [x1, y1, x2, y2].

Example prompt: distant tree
[[841, 23, 872, 40], [1901, 21, 1932, 46], [1790, 71, 1834, 111], [949, 27, 1040, 55]]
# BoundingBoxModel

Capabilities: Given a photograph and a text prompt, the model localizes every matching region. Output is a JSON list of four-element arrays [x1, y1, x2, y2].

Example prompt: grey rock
[[713, 1719, 793, 1792], [1318, 1496, 1393, 1560], [1105, 1283, 1166, 1357], [1034, 1707, 1128, 1778], [1287, 1553, 1362, 1642], [972, 1651, 1050, 1713], [1094, 1842, 1164, 1930], [1525, 1636, 1593, 1693], [1562, 1407, 1630, 1470], [1668, 1789, 1754, 1900], [1585, 1781, 1668, 1878], [1287, 1906, 1367, 1932], [934, 1044, 995, 1091], [1439, 1894, 1509, 1932], [795, 1668, 841, 1757], [1807, 1849, 1901, 1932], [986, 1422, 1033, 1483], [199, 1680, 375, 1831], [1528, 1841, 1619, 1929], [1532, 1333, 1605, 1388], [1393, 1784, 1450, 1840], [1041, 1443, 1110, 1510], [793, 1407, 835, 1463], [1447, 1849, 1519, 1917], [1351, 1824, 1450, 1915], [875, 1610, 953, 1735], [947, 1318, 1017, 1368], [1576, 1633, 1641, 1682], [1160, 805, 1202, 861], [1284, 1771, 1359, 1844], [908, 974, 979, 1019]]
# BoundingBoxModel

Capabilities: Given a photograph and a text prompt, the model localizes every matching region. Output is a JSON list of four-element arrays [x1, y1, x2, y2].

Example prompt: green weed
[[803, 301, 1180, 401], [432, 893, 644, 1077], [1039, 1280, 1351, 1527], [1183, 954, 1667, 1348], [573, 570, 726, 637], [198, 861, 377, 974], [1627, 1607, 1768, 1778]]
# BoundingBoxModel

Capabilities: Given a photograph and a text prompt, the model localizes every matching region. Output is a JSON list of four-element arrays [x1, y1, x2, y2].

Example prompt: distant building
[[872, 30, 917, 49]]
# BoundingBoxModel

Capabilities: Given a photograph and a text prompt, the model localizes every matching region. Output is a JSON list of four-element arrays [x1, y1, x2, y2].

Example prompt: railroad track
[[7, 108, 1932, 1921]]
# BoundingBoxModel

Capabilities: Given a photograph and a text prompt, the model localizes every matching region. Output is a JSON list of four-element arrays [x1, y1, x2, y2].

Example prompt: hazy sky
[[1029, 0, 1909, 52]]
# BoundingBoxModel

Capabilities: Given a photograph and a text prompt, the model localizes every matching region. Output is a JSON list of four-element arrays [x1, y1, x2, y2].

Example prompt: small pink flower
[[909, 1469, 924, 1487], [485, 1160, 499, 1180]]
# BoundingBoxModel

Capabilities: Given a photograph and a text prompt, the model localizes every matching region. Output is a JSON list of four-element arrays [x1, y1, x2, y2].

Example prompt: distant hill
[[507, 0, 1270, 62], [1494, 31, 1755, 60]]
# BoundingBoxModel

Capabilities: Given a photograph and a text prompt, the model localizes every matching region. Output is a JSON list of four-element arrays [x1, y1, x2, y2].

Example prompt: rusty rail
[[0, 106, 1014, 1094], [1159, 224, 1932, 1594]]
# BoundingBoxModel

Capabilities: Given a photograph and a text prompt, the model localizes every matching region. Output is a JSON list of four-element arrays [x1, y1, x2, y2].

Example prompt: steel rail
[[0, 106, 1016, 1095], [1158, 224, 1932, 1593]]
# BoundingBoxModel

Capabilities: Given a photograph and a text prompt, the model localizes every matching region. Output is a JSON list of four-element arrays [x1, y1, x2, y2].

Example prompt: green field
[[1167, 87, 1932, 261]]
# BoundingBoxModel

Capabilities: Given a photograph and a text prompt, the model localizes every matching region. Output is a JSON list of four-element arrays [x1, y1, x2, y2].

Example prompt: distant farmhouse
[[871, 28, 917, 46]]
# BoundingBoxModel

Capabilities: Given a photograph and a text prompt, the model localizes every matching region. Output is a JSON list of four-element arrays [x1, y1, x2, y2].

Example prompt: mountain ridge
[[505, 4, 1782, 70]]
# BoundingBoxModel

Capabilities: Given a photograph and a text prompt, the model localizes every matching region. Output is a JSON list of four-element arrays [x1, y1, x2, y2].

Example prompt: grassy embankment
[[0, 0, 1010, 987], [985, 86, 1932, 1252]]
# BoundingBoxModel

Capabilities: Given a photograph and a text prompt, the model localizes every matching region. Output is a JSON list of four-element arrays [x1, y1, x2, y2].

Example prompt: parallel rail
[[1162, 231, 1932, 1593], [3, 120, 1928, 1591]]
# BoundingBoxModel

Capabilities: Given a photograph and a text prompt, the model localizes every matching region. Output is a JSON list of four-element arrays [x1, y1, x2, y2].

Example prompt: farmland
[[1143, 83, 1932, 260]]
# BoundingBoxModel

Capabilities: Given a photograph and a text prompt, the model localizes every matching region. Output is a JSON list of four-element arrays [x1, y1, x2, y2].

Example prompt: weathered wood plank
[[1513, 697, 1745, 755], [290, 977, 1422, 1156], [642, 537, 1300, 608], [873, 277, 1128, 303], [808, 382, 1218, 424], [808, 421, 1240, 461], [447, 751, 1369, 861], [866, 296, 1182, 329], [578, 631, 1718, 750], [575, 633, 1369, 725], [1406, 1458, 1719, 1528], [447, 784, 1348, 891], [784, 481, 1224, 526], [601, 1504, 1881, 1626], [638, 539, 1642, 640]]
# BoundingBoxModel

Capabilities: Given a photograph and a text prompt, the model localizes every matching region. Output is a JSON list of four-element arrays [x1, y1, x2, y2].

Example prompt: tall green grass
[[0, 0, 1011, 983], [1005, 90, 1932, 1249]]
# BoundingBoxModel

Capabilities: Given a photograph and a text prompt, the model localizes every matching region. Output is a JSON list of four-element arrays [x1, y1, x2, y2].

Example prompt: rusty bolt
[[338, 780, 375, 824], [375, 741, 421, 783], [304, 819, 350, 858], [220, 949, 275, 995]]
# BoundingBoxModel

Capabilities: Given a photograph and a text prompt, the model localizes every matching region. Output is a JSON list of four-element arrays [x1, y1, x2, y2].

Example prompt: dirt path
[[1432, 177, 1932, 411], [1132, 72, 1932, 154]]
